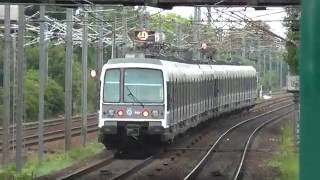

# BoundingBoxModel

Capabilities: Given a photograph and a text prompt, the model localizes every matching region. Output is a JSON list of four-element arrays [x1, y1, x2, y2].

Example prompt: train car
[[98, 58, 257, 149]]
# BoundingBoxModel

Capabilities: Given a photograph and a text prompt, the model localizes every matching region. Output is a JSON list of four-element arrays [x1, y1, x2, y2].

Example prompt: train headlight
[[117, 110, 124, 117], [151, 110, 159, 117], [142, 110, 149, 117], [126, 108, 133, 116], [108, 109, 115, 117]]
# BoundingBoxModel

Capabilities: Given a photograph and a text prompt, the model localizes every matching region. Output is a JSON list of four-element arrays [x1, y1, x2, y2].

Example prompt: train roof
[[107, 58, 255, 69], [107, 58, 163, 65], [103, 58, 257, 80]]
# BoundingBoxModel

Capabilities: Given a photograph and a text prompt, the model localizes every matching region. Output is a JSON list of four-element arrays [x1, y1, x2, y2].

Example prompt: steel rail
[[0, 113, 97, 135], [183, 103, 294, 180], [232, 109, 295, 180], [0, 123, 98, 151], [254, 93, 292, 106], [59, 156, 154, 180], [56, 154, 115, 180], [112, 156, 154, 180]]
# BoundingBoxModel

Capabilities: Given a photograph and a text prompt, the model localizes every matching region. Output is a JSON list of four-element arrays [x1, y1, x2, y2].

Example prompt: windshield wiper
[[125, 86, 144, 108]]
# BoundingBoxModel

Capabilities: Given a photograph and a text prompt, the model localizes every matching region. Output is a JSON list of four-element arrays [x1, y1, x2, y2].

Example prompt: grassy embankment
[[269, 120, 299, 180], [0, 141, 104, 180]]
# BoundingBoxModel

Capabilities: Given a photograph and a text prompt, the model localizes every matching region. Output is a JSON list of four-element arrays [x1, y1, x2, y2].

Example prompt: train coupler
[[125, 125, 140, 138]]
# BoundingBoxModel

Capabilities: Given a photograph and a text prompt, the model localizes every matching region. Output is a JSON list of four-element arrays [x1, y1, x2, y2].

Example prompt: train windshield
[[124, 68, 163, 103], [103, 69, 120, 103]]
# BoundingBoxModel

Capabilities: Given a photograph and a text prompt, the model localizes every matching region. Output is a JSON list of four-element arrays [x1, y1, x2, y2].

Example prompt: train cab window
[[103, 68, 120, 103], [124, 68, 164, 103]]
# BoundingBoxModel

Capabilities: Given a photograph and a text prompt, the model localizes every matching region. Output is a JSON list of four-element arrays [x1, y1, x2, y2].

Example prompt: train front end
[[98, 59, 166, 149]]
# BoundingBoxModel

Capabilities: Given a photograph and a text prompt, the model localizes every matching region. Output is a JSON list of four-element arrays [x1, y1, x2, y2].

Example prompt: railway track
[[0, 93, 291, 153], [55, 152, 155, 180], [0, 94, 292, 154], [109, 95, 294, 180], [0, 114, 98, 152], [0, 113, 97, 136], [44, 93, 294, 180], [183, 103, 294, 180]]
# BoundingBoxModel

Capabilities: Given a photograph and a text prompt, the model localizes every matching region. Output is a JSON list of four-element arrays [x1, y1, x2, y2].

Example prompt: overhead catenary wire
[[224, 9, 297, 46]]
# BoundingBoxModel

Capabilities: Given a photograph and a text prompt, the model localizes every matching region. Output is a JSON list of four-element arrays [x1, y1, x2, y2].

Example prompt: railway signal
[[90, 69, 97, 79], [136, 31, 149, 41], [200, 42, 208, 50]]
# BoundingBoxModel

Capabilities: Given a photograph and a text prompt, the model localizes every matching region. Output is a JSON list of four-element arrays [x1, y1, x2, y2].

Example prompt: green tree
[[149, 13, 193, 45], [261, 71, 280, 91], [283, 8, 300, 75], [25, 70, 64, 121]]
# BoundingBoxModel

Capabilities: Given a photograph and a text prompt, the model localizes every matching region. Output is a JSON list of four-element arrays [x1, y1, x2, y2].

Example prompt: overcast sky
[[147, 6, 287, 38]]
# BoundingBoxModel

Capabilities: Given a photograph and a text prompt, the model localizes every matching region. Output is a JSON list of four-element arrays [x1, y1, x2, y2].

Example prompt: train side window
[[250, 76, 252, 95], [175, 79, 178, 108], [247, 77, 249, 94], [178, 80, 181, 109], [214, 78, 218, 97], [228, 76, 230, 96], [167, 81, 171, 111], [221, 77, 224, 96], [182, 80, 185, 108], [192, 79, 194, 103]]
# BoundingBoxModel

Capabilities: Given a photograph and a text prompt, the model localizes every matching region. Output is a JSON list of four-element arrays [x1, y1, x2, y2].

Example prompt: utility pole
[[257, 37, 261, 77], [121, 7, 128, 57], [11, 33, 16, 151], [97, 8, 104, 72], [65, 8, 73, 151], [269, 51, 272, 90], [2, 4, 11, 166], [280, 59, 283, 89], [207, 7, 211, 26], [263, 52, 266, 75], [142, 6, 149, 29], [111, 13, 116, 59], [16, 5, 25, 171], [38, 5, 47, 161], [175, 20, 182, 59], [197, 7, 201, 60], [193, 7, 200, 61], [276, 54, 280, 89], [81, 10, 88, 147], [159, 14, 163, 43], [139, 10, 144, 30], [242, 34, 246, 59]]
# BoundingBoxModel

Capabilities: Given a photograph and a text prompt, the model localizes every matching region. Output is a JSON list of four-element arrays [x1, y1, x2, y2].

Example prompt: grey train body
[[98, 58, 258, 149]]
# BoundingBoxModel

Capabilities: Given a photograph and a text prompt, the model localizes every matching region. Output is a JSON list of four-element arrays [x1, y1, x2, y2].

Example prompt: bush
[[25, 70, 64, 121]]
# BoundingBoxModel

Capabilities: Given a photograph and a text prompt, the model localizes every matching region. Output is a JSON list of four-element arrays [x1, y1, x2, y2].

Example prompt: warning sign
[[201, 42, 208, 50], [135, 31, 155, 42], [136, 31, 149, 41]]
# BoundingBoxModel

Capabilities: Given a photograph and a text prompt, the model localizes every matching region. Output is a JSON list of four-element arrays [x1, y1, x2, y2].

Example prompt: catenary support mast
[[81, 10, 88, 147], [65, 8, 73, 151], [2, 4, 11, 166]]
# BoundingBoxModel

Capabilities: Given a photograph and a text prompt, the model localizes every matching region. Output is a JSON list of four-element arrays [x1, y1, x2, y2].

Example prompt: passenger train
[[98, 58, 258, 149]]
